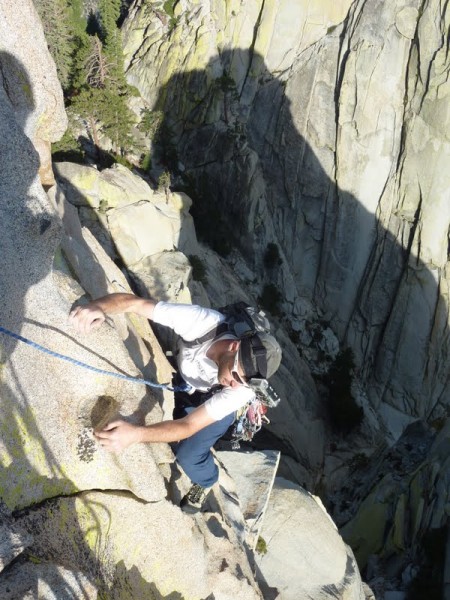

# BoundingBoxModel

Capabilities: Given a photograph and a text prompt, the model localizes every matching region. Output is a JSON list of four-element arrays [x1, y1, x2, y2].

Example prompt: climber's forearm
[[92, 293, 157, 320], [69, 293, 157, 334], [94, 406, 216, 452], [138, 418, 199, 443]]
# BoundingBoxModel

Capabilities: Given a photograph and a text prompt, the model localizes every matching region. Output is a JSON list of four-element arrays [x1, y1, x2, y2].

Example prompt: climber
[[69, 293, 282, 513]]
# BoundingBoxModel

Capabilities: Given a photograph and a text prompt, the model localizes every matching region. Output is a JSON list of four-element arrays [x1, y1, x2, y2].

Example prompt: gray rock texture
[[341, 419, 450, 574], [256, 477, 366, 600], [122, 0, 450, 437], [0, 503, 32, 573], [218, 449, 280, 549], [54, 162, 198, 261], [0, 0, 67, 185], [17, 491, 262, 600], [0, 0, 163, 537], [0, 7, 269, 598], [0, 561, 97, 599], [0, 147, 169, 506]]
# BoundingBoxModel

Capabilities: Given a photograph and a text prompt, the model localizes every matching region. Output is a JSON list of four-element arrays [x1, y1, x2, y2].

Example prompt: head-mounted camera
[[247, 378, 281, 408]]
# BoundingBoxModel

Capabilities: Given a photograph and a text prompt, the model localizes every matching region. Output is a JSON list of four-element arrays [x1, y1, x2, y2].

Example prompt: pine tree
[[69, 0, 88, 36], [70, 86, 108, 150], [101, 91, 135, 149], [98, 0, 131, 97], [76, 2, 135, 154], [98, 0, 121, 41], [84, 34, 113, 87], [34, 0, 74, 89], [43, 0, 137, 158]]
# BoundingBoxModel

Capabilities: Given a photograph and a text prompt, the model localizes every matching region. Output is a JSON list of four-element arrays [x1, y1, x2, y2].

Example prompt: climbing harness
[[0, 325, 189, 392]]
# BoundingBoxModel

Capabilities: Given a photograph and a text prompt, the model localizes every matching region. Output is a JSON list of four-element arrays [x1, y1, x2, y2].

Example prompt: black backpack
[[182, 301, 272, 348]]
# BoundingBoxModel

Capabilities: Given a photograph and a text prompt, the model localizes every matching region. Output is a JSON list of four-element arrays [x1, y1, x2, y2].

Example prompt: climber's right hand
[[69, 303, 106, 335]]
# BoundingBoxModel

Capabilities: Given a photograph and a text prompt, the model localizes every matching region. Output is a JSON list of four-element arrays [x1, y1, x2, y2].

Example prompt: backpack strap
[[182, 321, 230, 348], [240, 333, 267, 378]]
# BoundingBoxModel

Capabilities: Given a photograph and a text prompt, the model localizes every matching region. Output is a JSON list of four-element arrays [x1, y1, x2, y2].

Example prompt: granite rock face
[[0, 12, 262, 598], [341, 419, 450, 578], [0, 562, 98, 600], [217, 449, 280, 550], [54, 160, 326, 480], [0, 41, 170, 512], [256, 477, 366, 600], [0, 3, 372, 598], [123, 0, 450, 436], [16, 491, 262, 600], [0, 504, 33, 573], [0, 0, 67, 185], [54, 162, 198, 294]]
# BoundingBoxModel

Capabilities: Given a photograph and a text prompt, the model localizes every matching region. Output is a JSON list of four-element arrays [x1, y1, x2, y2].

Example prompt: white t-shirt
[[152, 301, 254, 420]]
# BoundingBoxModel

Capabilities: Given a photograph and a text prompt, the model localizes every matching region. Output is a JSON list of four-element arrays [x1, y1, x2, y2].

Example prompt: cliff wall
[[0, 2, 369, 598], [122, 0, 450, 436]]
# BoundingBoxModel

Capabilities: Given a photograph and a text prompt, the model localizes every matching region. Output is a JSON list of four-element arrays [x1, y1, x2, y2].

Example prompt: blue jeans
[[173, 407, 235, 487]]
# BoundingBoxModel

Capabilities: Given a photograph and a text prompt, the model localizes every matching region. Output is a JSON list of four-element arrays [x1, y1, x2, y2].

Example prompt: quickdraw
[[231, 397, 271, 449]]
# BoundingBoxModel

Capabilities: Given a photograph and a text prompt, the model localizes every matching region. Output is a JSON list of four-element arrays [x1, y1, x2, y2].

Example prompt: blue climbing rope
[[0, 325, 189, 392]]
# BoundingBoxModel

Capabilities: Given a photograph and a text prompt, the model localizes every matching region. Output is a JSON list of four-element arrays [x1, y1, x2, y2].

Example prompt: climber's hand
[[69, 303, 106, 334], [94, 420, 142, 453]]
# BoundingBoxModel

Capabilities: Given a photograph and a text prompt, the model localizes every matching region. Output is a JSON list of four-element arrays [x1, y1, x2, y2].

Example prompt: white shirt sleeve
[[152, 301, 224, 341], [204, 386, 255, 421], [153, 301, 252, 418]]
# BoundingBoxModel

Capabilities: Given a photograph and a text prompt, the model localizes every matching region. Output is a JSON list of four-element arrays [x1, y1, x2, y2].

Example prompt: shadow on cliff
[[146, 47, 447, 429], [0, 50, 99, 596], [0, 58, 67, 486], [139, 46, 448, 579], [0, 51, 168, 598]]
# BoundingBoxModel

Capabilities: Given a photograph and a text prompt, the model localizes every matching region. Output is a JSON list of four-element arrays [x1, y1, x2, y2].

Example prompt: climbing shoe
[[180, 483, 211, 514]]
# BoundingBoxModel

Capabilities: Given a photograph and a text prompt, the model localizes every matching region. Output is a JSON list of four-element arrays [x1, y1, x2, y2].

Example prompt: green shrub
[[138, 109, 163, 138], [255, 536, 268, 555], [158, 171, 171, 193], [348, 452, 369, 471], [111, 153, 134, 169], [162, 0, 180, 30], [51, 127, 84, 163], [98, 199, 108, 214], [128, 85, 141, 97], [429, 410, 449, 432], [216, 73, 236, 92], [188, 255, 208, 284], [140, 153, 152, 172]]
